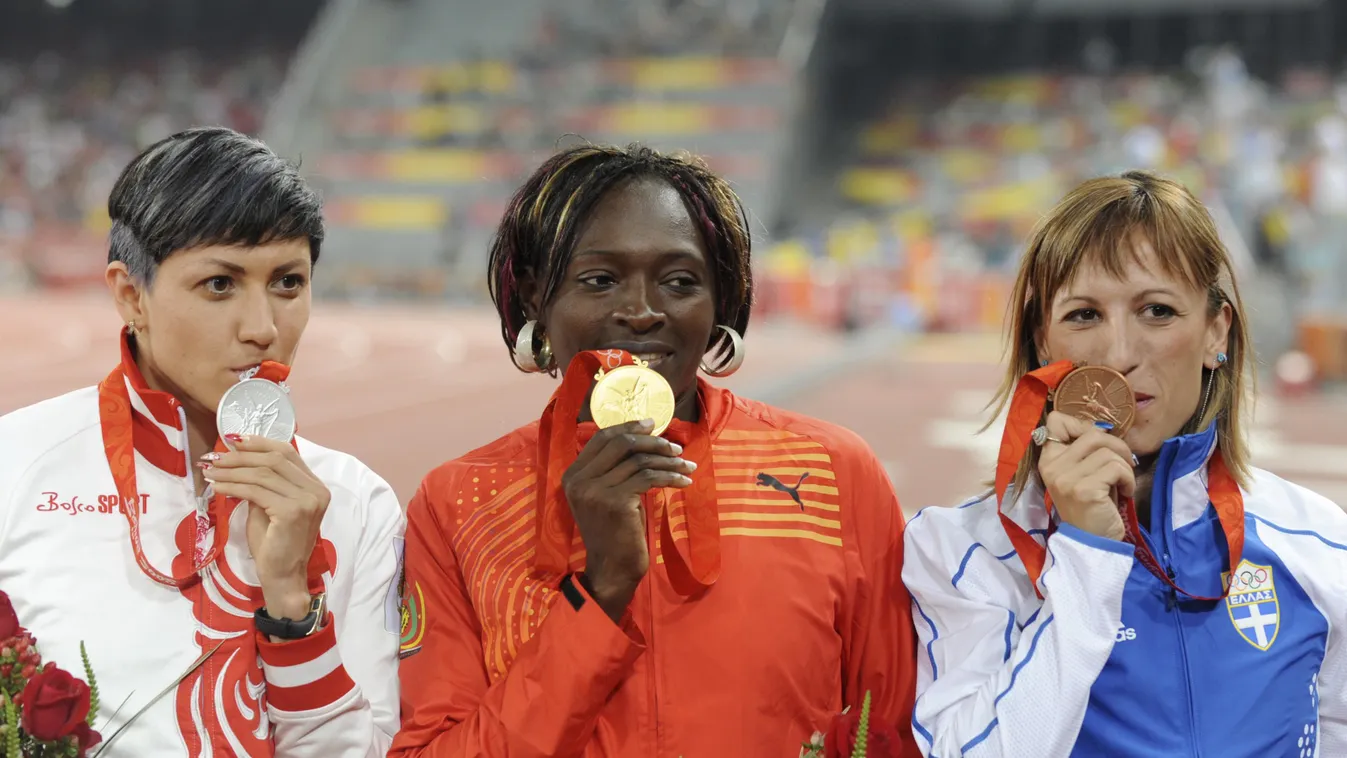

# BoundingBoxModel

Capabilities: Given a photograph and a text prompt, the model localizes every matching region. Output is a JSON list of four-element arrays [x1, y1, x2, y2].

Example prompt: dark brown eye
[[204, 276, 233, 295]]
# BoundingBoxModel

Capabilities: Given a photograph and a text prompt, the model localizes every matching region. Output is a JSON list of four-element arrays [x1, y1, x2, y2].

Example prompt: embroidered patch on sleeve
[[399, 579, 426, 659], [1224, 559, 1280, 651]]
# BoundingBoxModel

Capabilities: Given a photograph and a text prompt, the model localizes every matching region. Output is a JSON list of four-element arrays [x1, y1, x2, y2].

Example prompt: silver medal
[[216, 377, 296, 450]]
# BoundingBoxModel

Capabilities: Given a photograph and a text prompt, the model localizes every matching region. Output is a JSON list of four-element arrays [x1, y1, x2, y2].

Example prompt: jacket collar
[[1159, 419, 1219, 481], [116, 329, 189, 477], [1151, 420, 1220, 534]]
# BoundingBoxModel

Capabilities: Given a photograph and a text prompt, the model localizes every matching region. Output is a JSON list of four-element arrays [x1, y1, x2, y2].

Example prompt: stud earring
[[1217, 352, 1228, 365]]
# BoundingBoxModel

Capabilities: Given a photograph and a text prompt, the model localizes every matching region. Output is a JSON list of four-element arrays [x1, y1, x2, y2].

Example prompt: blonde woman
[[903, 171, 1346, 757]]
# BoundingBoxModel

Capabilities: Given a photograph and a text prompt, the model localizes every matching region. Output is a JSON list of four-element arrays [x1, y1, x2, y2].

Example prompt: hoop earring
[[512, 320, 553, 373], [700, 325, 745, 377]]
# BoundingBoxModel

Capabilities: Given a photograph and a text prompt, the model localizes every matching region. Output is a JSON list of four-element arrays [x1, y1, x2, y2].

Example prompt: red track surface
[[4, 294, 1345, 517]]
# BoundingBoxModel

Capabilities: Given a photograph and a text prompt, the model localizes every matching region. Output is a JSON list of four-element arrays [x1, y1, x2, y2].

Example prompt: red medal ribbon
[[997, 360, 1244, 600], [535, 349, 720, 595], [98, 333, 328, 590]]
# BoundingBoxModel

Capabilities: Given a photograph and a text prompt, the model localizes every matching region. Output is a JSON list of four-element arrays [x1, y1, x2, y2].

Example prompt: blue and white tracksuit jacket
[[902, 424, 1346, 757]]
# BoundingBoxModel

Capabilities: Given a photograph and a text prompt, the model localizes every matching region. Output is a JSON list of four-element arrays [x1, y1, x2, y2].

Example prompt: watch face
[[306, 593, 328, 635]]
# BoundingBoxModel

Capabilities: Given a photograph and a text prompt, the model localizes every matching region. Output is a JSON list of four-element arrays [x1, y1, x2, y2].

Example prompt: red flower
[[19, 666, 92, 741], [824, 706, 903, 758], [71, 721, 103, 757], [0, 590, 18, 640]]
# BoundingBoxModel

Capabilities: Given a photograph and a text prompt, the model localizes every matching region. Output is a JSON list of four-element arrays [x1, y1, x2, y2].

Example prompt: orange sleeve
[[388, 476, 646, 758], [839, 439, 922, 758]]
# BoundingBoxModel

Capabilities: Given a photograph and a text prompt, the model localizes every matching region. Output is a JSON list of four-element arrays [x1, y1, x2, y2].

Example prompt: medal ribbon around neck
[[996, 360, 1244, 601], [99, 358, 329, 590], [535, 349, 721, 595]]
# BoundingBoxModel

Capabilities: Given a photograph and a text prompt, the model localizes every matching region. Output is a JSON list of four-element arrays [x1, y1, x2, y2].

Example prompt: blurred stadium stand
[[4, 0, 1347, 384], [281, 0, 801, 302], [0, 0, 322, 290], [763, 0, 1347, 382]]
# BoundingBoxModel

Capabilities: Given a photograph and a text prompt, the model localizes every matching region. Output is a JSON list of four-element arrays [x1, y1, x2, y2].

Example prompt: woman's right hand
[[1037, 411, 1134, 541], [561, 419, 696, 621]]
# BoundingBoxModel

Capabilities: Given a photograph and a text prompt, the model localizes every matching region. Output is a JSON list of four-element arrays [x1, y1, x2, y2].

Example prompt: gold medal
[[589, 358, 676, 436]]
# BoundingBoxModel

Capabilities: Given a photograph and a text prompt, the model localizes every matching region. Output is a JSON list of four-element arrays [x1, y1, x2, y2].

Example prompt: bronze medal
[[1053, 365, 1137, 437], [589, 359, 676, 436]]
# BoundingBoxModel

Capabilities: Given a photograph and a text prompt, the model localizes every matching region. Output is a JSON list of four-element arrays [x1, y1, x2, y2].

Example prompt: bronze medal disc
[[1054, 365, 1137, 437], [589, 364, 676, 436]]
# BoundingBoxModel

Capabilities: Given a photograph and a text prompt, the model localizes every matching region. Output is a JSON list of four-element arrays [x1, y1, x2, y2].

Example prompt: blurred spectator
[[0, 0, 318, 285], [0, 50, 287, 234], [547, 0, 788, 58]]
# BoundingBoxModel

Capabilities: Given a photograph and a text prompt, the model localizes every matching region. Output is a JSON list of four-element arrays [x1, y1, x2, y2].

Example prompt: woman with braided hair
[[389, 144, 921, 757]]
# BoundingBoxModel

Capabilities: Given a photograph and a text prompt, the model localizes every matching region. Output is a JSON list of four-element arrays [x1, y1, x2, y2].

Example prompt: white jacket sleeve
[[259, 468, 406, 757], [1317, 605, 1347, 757], [903, 513, 1134, 758]]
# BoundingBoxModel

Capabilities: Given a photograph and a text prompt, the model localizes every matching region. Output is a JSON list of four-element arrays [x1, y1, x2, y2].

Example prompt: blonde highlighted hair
[[989, 170, 1254, 495]]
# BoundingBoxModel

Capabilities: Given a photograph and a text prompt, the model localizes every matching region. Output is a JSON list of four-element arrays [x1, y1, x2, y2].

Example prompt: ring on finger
[[1031, 426, 1067, 446]]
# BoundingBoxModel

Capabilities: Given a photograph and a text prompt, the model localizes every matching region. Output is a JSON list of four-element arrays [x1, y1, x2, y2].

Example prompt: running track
[[4, 293, 1345, 517]]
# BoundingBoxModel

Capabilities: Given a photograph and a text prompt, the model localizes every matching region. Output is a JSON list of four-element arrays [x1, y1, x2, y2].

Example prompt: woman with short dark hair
[[0, 127, 403, 757]]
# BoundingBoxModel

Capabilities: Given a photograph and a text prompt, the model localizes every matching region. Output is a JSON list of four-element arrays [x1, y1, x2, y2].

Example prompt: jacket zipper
[[178, 405, 215, 753], [1165, 552, 1201, 758], [646, 492, 661, 757]]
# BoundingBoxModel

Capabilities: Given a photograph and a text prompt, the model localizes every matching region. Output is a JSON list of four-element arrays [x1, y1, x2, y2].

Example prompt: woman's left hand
[[203, 434, 330, 621]]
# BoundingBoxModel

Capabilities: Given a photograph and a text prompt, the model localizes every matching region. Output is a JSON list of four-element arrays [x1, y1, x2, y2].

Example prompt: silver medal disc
[[216, 378, 297, 450]]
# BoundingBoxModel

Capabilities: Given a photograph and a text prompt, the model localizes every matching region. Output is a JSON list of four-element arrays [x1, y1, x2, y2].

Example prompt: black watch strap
[[559, 573, 596, 611], [254, 593, 326, 640]]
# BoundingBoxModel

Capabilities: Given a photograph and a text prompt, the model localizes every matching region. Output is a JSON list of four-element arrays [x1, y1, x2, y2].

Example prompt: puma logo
[[756, 472, 810, 510]]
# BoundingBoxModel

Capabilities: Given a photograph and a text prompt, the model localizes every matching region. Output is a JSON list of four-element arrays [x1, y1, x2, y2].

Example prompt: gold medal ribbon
[[535, 349, 720, 595]]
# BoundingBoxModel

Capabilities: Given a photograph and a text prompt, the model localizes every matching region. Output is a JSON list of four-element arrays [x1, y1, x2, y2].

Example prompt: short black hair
[[107, 127, 324, 282], [487, 143, 754, 372]]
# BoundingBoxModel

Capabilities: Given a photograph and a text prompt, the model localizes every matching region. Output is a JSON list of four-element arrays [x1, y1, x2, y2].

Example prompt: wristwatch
[[254, 593, 326, 640]]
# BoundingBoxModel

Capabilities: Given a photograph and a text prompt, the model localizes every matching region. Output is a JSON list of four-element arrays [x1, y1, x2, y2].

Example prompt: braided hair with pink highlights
[[487, 143, 754, 374]]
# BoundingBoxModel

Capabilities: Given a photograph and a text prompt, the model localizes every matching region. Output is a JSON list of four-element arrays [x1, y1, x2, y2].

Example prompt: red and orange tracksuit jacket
[[389, 379, 920, 757]]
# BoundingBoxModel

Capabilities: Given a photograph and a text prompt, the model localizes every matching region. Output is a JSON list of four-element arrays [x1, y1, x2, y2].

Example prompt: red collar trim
[[111, 329, 187, 477]]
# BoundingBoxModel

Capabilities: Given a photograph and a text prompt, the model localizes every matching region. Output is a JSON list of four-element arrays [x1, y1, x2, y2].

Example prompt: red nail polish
[[197, 461, 212, 469], [224, 434, 244, 443]]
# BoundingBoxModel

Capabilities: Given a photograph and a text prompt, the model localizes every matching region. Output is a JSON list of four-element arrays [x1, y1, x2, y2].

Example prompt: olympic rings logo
[[1229, 566, 1270, 592]]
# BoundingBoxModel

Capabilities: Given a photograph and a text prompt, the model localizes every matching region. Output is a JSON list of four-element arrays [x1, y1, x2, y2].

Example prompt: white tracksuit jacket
[[903, 423, 1347, 757], [0, 335, 405, 756]]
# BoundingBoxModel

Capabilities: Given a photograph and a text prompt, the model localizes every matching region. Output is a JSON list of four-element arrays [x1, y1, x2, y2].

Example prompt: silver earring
[[126, 320, 137, 333], [1198, 364, 1219, 425], [700, 325, 745, 377], [511, 320, 552, 373]]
